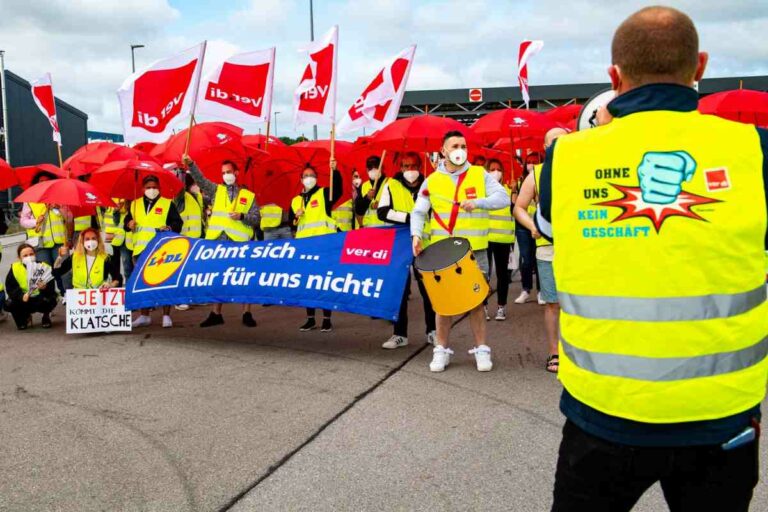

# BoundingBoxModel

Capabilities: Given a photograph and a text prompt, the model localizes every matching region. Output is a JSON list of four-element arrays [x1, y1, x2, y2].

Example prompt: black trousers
[[487, 242, 512, 306], [552, 420, 759, 512], [6, 295, 57, 328], [515, 228, 539, 292], [306, 308, 331, 318], [393, 267, 436, 338]]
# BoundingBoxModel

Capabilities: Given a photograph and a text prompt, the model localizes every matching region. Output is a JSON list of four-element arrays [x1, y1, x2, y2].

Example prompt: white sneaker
[[495, 306, 506, 321], [162, 315, 173, 328], [132, 315, 151, 328], [537, 292, 546, 305], [484, 306, 490, 321], [514, 290, 531, 304], [174, 304, 190, 311], [429, 346, 454, 372], [469, 345, 493, 372], [59, 296, 66, 306], [382, 335, 408, 349], [426, 331, 437, 345]]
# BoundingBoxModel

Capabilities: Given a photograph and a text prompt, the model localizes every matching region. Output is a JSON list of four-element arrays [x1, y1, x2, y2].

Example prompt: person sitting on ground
[[54, 228, 120, 290], [4, 243, 57, 330]]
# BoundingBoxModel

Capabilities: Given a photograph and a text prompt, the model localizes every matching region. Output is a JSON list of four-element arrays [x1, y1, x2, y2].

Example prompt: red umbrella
[[0, 158, 17, 190], [63, 142, 138, 178], [14, 164, 69, 190], [543, 104, 581, 124], [90, 156, 183, 200], [158, 121, 250, 180], [132, 141, 157, 154], [242, 134, 286, 151], [698, 89, 768, 127], [370, 115, 480, 153], [471, 108, 557, 145], [13, 178, 115, 209]]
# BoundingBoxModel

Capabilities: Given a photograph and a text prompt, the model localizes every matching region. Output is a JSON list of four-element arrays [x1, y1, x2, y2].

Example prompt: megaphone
[[577, 89, 617, 130]]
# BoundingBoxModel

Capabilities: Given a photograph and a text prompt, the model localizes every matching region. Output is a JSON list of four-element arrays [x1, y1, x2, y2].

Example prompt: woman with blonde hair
[[54, 227, 119, 290]]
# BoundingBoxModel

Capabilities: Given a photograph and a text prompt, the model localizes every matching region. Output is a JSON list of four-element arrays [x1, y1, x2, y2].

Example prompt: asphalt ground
[[0, 240, 766, 511]]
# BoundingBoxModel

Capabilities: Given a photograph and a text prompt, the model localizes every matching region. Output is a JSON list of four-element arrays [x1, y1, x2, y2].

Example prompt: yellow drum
[[415, 237, 489, 316]]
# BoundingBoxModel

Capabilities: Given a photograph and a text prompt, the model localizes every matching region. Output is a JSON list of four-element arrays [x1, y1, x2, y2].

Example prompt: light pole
[[0, 49, 10, 203], [274, 111, 280, 139], [309, 0, 318, 141], [130, 44, 145, 73]]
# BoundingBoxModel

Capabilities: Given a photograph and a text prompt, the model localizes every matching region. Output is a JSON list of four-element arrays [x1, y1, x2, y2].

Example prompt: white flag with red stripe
[[336, 45, 416, 134], [117, 42, 207, 144], [196, 48, 276, 127], [294, 26, 338, 127], [518, 40, 544, 108], [30, 73, 61, 146]]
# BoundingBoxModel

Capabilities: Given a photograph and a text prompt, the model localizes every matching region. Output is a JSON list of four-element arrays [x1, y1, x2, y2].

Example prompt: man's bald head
[[611, 6, 705, 89], [544, 127, 568, 149]]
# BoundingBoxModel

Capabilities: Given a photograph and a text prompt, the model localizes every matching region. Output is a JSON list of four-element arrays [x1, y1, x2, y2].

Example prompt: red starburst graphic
[[596, 184, 720, 232]]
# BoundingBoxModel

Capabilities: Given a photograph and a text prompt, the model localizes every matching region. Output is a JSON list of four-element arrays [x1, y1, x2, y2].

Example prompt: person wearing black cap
[[355, 155, 389, 227]]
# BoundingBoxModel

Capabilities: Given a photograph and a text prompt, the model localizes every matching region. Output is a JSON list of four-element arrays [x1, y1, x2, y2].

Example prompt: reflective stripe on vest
[[361, 178, 389, 227], [180, 191, 203, 238], [292, 190, 336, 239], [74, 216, 91, 231], [72, 253, 106, 289], [131, 197, 171, 256], [488, 185, 514, 244], [552, 109, 768, 423], [104, 208, 127, 246], [260, 204, 283, 230], [205, 186, 254, 242], [27, 203, 66, 247], [332, 200, 353, 232], [427, 166, 489, 251]]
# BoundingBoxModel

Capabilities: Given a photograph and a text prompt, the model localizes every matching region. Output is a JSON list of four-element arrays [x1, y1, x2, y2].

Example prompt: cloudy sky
[[1, 0, 767, 140]]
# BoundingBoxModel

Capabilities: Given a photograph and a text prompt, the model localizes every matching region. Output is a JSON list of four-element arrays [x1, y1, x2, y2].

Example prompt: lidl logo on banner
[[142, 237, 191, 287]]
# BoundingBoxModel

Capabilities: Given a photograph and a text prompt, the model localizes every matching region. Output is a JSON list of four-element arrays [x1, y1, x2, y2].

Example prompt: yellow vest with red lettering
[[426, 166, 489, 250], [291, 189, 337, 238], [206, 186, 255, 242], [131, 197, 171, 256]]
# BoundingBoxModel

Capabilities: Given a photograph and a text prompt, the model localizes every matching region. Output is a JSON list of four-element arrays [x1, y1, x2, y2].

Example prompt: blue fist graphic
[[637, 151, 696, 204]]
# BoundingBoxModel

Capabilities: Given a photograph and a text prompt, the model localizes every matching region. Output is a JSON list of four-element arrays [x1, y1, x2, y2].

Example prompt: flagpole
[[265, 120, 271, 151], [184, 41, 207, 157], [329, 123, 336, 199], [57, 143, 64, 170]]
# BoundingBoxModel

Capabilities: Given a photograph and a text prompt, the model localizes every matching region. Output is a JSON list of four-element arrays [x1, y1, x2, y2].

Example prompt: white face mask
[[144, 188, 160, 200], [352, 178, 362, 188], [84, 240, 98, 252], [490, 170, 503, 182], [403, 170, 420, 183], [51, 208, 61, 216], [303, 176, 317, 190], [22, 255, 36, 266], [368, 168, 379, 181], [222, 173, 237, 186], [447, 148, 467, 166]]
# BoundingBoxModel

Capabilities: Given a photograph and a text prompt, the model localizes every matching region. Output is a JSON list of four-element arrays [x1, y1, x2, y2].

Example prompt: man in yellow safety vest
[[355, 155, 389, 227]]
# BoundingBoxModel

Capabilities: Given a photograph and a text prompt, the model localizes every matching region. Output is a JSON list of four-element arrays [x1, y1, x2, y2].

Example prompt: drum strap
[[432, 172, 468, 236]]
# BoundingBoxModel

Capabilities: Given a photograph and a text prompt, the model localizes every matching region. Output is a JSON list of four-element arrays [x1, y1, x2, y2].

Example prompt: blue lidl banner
[[125, 227, 412, 320]]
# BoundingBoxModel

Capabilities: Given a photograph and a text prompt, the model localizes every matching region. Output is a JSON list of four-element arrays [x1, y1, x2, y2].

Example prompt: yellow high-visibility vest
[[361, 178, 389, 227], [488, 185, 515, 244], [131, 197, 171, 256], [386, 179, 431, 248], [291, 189, 337, 238], [552, 109, 768, 423], [532, 165, 552, 248], [72, 252, 107, 289], [180, 191, 203, 239], [426, 166, 489, 250], [74, 215, 91, 231], [103, 207, 127, 247], [27, 203, 66, 248], [260, 204, 283, 230], [205, 186, 255, 242], [332, 199, 353, 232], [11, 260, 52, 296]]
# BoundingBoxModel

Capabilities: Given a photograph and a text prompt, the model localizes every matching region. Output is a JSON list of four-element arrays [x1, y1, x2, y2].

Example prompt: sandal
[[546, 354, 559, 374]]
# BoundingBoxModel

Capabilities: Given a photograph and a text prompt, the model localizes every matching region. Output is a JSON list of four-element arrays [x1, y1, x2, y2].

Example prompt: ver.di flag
[[294, 25, 338, 127], [30, 73, 61, 145], [518, 40, 544, 108], [196, 48, 276, 127], [117, 42, 207, 144], [336, 45, 416, 134]]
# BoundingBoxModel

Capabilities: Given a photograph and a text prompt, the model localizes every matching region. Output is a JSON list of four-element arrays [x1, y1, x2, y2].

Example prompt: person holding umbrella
[[4, 243, 57, 330], [53, 228, 120, 290], [123, 175, 183, 328], [102, 198, 134, 286], [290, 162, 343, 332], [355, 155, 389, 227], [184, 157, 260, 328]]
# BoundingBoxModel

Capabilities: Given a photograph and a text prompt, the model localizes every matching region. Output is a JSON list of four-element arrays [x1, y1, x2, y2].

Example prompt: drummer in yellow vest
[[485, 158, 515, 321], [376, 152, 436, 349], [513, 129, 567, 374], [539, 8, 768, 510], [186, 157, 261, 328], [54, 227, 120, 290], [354, 155, 389, 227], [290, 162, 343, 332], [123, 175, 183, 328], [410, 131, 508, 372]]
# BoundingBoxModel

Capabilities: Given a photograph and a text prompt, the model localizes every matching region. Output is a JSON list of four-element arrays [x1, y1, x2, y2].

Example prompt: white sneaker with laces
[[429, 346, 454, 372], [537, 292, 546, 305], [132, 315, 151, 328], [426, 331, 437, 345], [382, 335, 408, 349], [174, 304, 190, 311], [162, 315, 173, 328], [469, 345, 493, 372], [484, 306, 490, 321], [495, 306, 506, 321], [514, 290, 531, 304]]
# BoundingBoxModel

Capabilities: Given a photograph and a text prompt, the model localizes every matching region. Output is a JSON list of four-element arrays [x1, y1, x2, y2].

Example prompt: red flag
[[336, 45, 416, 134], [117, 42, 206, 144], [196, 48, 275, 126], [30, 73, 61, 146], [294, 26, 338, 126], [517, 40, 544, 108]]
